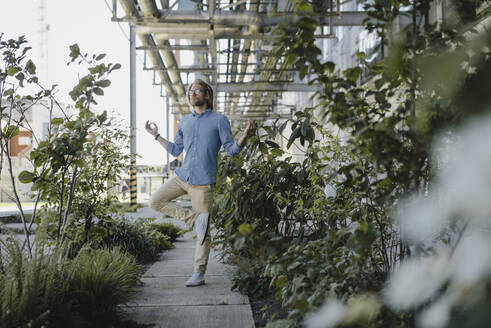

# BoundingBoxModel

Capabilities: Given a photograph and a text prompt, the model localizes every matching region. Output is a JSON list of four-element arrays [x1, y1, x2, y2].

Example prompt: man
[[145, 79, 253, 287]]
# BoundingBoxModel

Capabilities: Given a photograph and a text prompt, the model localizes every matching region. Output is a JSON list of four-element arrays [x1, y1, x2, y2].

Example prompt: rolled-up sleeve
[[218, 115, 242, 157], [166, 124, 184, 157]]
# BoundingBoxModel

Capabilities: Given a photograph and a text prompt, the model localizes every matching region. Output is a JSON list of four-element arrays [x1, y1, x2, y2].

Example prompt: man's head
[[187, 79, 213, 110]]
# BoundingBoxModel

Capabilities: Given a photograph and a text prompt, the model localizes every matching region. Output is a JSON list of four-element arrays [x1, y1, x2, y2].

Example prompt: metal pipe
[[112, 0, 117, 19], [216, 82, 322, 92], [166, 95, 170, 179], [137, 45, 209, 51], [140, 0, 160, 18], [130, 25, 137, 212], [118, 0, 138, 17], [137, 0, 188, 112], [118, 10, 408, 27], [220, 0, 248, 10], [153, 36, 187, 98], [145, 66, 216, 73], [118, 0, 186, 112]]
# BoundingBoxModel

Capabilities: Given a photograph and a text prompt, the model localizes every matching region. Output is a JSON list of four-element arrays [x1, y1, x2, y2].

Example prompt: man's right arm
[[145, 120, 183, 156], [155, 134, 169, 148]]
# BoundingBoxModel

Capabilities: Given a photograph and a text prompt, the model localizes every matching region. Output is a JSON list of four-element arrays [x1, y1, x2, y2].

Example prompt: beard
[[192, 99, 206, 107]]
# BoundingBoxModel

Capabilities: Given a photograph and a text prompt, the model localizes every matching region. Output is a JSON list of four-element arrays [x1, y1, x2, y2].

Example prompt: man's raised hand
[[145, 120, 158, 137], [244, 119, 254, 135]]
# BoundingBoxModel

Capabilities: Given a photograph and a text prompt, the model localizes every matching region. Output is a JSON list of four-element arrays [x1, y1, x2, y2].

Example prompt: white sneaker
[[185, 272, 205, 287], [194, 212, 209, 245]]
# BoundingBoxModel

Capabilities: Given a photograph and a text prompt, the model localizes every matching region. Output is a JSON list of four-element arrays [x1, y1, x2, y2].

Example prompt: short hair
[[187, 79, 214, 110]]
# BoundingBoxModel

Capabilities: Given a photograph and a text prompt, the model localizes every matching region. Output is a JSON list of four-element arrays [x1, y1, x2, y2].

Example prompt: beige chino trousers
[[149, 175, 213, 274]]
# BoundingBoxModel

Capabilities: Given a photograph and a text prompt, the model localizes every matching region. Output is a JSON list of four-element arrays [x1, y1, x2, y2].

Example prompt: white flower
[[384, 255, 450, 310], [417, 296, 452, 328], [306, 298, 345, 328], [396, 195, 447, 244]]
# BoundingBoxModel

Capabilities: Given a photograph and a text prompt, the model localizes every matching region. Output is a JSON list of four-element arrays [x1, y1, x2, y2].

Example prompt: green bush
[[110, 201, 145, 213], [67, 216, 174, 263], [0, 213, 33, 224], [263, 238, 383, 321], [0, 232, 73, 328], [0, 226, 146, 327], [148, 221, 184, 242], [213, 117, 399, 326], [69, 247, 142, 312]]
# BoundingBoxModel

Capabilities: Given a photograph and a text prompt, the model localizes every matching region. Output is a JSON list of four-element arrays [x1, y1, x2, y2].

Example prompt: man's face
[[189, 83, 207, 107]]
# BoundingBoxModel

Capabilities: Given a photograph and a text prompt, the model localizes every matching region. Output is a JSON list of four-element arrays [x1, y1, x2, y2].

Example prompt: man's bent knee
[[149, 194, 168, 211]]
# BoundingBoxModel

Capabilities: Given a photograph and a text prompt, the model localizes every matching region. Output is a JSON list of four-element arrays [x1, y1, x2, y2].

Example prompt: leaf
[[278, 120, 288, 133], [97, 111, 108, 124], [95, 53, 106, 61], [4, 88, 14, 97], [109, 63, 122, 72], [18, 170, 35, 184], [25, 59, 36, 75], [344, 67, 362, 82], [69, 43, 81, 62], [301, 120, 309, 137], [51, 117, 64, 125], [325, 61, 335, 73], [276, 275, 288, 288], [93, 87, 104, 96], [238, 223, 251, 236], [374, 78, 385, 90], [96, 79, 111, 88], [7, 66, 20, 76], [3, 126, 19, 138], [306, 126, 315, 141], [287, 127, 301, 149]]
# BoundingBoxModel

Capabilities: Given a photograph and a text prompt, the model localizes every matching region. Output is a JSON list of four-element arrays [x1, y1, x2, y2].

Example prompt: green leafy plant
[[0, 35, 59, 256], [69, 247, 142, 313], [66, 215, 175, 263], [148, 220, 184, 242], [22, 46, 124, 246], [0, 223, 73, 327]]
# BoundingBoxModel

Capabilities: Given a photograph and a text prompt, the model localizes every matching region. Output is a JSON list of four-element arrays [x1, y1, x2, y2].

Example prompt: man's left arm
[[237, 119, 253, 147], [218, 116, 253, 156]]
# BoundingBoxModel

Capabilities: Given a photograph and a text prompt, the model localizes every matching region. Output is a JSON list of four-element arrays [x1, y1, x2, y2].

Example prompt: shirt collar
[[191, 108, 212, 117]]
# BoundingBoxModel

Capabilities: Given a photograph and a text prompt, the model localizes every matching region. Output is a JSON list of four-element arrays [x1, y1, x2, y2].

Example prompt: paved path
[[122, 207, 255, 328]]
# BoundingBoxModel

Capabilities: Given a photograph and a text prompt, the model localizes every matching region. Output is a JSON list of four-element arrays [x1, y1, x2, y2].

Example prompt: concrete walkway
[[122, 207, 255, 328]]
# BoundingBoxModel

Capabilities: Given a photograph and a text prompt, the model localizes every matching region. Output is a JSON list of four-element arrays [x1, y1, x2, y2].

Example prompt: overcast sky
[[0, 0, 173, 166]]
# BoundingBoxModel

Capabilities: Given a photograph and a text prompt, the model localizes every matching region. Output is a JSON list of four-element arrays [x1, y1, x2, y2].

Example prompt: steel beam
[[121, 11, 411, 28], [145, 66, 216, 73], [137, 45, 209, 51], [216, 82, 321, 92]]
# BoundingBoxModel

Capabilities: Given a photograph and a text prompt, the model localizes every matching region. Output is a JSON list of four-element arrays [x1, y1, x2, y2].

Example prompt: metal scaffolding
[[110, 0, 403, 119]]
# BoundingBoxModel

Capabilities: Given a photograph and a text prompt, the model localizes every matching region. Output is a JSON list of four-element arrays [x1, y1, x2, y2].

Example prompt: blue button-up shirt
[[166, 109, 242, 185]]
